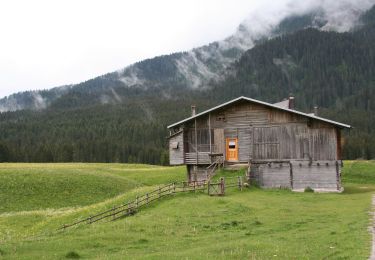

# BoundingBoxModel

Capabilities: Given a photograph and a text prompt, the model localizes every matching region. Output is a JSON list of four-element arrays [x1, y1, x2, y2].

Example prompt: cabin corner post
[[208, 113, 212, 162], [336, 128, 342, 160], [195, 118, 198, 165]]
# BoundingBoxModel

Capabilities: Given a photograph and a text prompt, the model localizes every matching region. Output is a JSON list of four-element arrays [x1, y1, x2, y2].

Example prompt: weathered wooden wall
[[254, 162, 292, 189], [187, 165, 208, 182], [179, 100, 339, 164], [290, 160, 340, 190], [169, 131, 184, 165], [250, 160, 341, 191], [185, 152, 210, 164]]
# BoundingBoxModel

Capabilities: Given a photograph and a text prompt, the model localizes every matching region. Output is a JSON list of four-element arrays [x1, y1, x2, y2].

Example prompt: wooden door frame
[[225, 137, 239, 162]]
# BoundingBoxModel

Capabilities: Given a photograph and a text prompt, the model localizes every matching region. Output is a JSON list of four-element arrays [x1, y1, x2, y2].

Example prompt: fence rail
[[59, 175, 247, 230]]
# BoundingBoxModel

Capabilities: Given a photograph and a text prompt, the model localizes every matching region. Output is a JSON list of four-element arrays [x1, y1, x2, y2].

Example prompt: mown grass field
[[0, 161, 374, 259]]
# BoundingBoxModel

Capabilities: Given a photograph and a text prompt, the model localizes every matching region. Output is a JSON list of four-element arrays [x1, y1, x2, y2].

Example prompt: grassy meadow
[[0, 161, 374, 259]]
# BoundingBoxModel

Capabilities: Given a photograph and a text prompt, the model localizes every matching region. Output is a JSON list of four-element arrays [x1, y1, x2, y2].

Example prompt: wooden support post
[[208, 113, 212, 162], [335, 160, 340, 191], [146, 193, 149, 203], [158, 186, 161, 198], [238, 176, 242, 191], [289, 162, 293, 189], [208, 181, 210, 195], [194, 181, 196, 193], [220, 177, 225, 195], [112, 206, 116, 220], [136, 196, 139, 208], [247, 160, 251, 184], [195, 118, 198, 165], [173, 182, 176, 193]]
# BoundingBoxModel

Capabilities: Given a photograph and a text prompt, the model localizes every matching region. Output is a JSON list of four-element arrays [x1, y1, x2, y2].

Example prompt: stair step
[[225, 163, 249, 170]]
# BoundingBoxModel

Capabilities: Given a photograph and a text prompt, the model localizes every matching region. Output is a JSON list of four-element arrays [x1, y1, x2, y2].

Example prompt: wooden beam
[[208, 113, 212, 160], [336, 128, 342, 160], [195, 118, 198, 165]]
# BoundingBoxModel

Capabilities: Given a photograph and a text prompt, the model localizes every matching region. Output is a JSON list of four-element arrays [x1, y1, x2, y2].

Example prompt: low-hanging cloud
[[237, 0, 375, 38]]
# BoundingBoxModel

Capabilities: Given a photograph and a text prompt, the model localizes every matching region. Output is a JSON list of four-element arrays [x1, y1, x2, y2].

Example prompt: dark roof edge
[[166, 130, 183, 139], [167, 96, 351, 129]]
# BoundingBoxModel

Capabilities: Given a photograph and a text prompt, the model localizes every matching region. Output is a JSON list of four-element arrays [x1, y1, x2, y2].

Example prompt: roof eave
[[167, 96, 351, 129]]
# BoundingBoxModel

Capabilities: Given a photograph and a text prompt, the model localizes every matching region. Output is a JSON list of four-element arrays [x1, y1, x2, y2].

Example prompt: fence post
[[89, 216, 92, 224], [146, 193, 149, 203], [208, 180, 210, 195], [238, 176, 242, 191], [194, 181, 196, 193], [112, 206, 116, 220], [158, 186, 161, 198], [220, 177, 225, 195], [173, 182, 176, 194]]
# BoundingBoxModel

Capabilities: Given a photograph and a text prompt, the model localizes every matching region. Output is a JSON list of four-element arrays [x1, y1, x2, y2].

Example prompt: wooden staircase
[[224, 163, 249, 171], [206, 156, 224, 180]]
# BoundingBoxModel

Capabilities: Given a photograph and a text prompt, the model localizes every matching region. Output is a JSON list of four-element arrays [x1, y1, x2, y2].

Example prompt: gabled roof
[[167, 96, 351, 129]]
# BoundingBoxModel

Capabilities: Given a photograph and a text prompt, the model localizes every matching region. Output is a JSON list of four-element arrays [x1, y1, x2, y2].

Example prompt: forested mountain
[[0, 5, 374, 163]]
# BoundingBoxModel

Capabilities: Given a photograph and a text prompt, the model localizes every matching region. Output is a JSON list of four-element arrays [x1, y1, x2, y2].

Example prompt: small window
[[228, 141, 236, 149], [171, 142, 179, 149], [216, 114, 225, 121]]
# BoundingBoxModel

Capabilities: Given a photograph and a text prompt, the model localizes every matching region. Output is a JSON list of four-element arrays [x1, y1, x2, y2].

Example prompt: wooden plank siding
[[290, 160, 340, 190], [168, 98, 348, 191], [251, 160, 341, 191], [169, 131, 184, 165], [185, 152, 211, 165], [256, 162, 292, 189], [177, 101, 338, 164]]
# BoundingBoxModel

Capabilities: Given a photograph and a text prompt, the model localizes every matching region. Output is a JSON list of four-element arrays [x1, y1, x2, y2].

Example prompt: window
[[216, 114, 225, 121], [229, 141, 236, 149], [171, 142, 179, 149]]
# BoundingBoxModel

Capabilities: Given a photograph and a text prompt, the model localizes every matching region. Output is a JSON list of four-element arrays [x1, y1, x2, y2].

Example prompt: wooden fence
[[59, 176, 247, 230]]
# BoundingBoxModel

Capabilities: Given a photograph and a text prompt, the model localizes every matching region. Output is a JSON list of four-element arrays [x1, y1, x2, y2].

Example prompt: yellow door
[[226, 138, 238, 162]]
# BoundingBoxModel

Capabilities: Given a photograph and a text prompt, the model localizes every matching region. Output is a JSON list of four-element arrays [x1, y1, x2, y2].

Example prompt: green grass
[[0, 163, 185, 213], [342, 160, 375, 184], [0, 161, 374, 259]]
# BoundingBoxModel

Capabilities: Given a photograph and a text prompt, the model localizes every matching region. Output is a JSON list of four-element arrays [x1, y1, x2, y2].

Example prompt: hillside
[[0, 162, 374, 258], [0, 6, 375, 163]]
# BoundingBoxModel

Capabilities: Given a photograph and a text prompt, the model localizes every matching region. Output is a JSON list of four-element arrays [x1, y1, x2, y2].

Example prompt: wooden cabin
[[167, 96, 351, 192]]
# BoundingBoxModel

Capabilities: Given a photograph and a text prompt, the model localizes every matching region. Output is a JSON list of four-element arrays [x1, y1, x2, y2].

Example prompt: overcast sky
[[0, 0, 267, 98], [1, 0, 374, 99]]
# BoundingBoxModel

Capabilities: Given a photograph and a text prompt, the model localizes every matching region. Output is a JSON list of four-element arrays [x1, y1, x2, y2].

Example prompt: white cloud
[[0, 0, 260, 98]]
